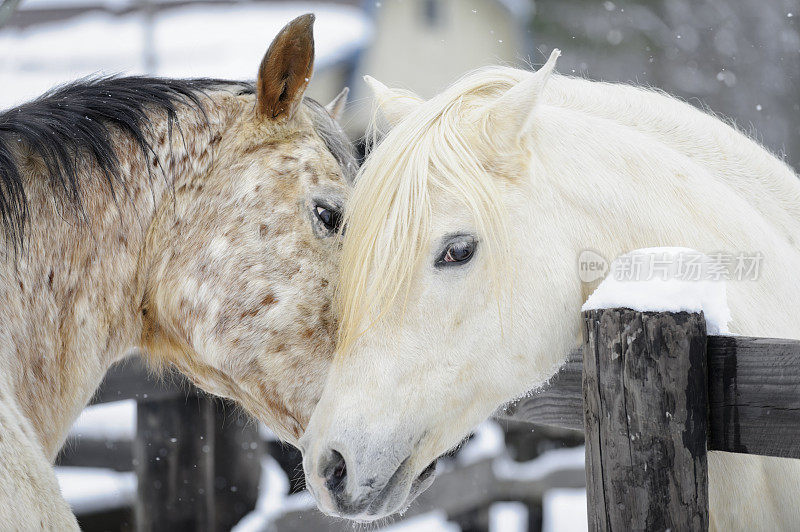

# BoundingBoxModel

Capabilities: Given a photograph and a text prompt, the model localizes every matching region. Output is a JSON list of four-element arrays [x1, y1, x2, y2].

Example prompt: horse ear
[[256, 14, 315, 120], [325, 87, 349, 121], [363, 75, 423, 128], [484, 49, 560, 145]]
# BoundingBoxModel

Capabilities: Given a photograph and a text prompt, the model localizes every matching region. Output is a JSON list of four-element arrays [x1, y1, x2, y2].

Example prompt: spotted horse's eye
[[315, 204, 342, 233], [436, 235, 477, 268]]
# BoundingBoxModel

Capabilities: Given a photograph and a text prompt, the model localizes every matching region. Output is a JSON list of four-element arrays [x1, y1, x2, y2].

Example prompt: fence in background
[[65, 361, 263, 532], [64, 306, 800, 531], [63, 360, 584, 531]]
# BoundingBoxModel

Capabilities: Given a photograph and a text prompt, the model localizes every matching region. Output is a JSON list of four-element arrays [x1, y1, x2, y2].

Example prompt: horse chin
[[370, 458, 439, 521]]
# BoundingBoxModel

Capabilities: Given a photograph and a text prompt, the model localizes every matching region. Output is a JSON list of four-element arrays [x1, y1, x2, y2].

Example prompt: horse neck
[[544, 75, 800, 241], [0, 92, 242, 458], [521, 78, 800, 338]]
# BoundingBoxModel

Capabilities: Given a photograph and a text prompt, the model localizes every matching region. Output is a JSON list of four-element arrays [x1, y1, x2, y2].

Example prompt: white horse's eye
[[436, 236, 476, 267]]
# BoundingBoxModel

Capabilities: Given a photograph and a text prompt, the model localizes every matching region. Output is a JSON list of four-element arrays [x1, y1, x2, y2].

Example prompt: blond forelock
[[336, 67, 527, 355]]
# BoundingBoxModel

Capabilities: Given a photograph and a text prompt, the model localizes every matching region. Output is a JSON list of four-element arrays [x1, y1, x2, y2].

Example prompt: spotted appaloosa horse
[[302, 51, 800, 529], [0, 14, 355, 529]]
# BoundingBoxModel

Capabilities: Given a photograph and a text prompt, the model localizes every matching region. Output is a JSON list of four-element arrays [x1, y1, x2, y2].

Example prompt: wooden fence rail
[[498, 319, 800, 459]]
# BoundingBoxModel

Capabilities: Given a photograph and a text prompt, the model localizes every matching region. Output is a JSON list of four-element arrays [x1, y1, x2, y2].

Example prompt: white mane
[[337, 67, 521, 354], [543, 74, 800, 240]]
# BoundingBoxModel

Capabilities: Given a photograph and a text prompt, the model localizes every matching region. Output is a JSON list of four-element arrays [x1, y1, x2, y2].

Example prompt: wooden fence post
[[582, 308, 709, 531], [134, 396, 216, 532], [133, 396, 261, 532], [211, 402, 262, 530]]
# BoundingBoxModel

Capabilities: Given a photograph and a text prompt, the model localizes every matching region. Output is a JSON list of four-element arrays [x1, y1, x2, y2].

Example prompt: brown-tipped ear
[[256, 13, 315, 120]]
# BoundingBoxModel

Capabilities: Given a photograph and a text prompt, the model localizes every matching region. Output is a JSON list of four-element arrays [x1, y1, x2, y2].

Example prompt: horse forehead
[[240, 131, 341, 179], [427, 190, 476, 226]]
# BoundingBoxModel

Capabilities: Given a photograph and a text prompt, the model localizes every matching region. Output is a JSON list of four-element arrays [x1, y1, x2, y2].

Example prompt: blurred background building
[[2, 0, 798, 530], [3, 0, 798, 165]]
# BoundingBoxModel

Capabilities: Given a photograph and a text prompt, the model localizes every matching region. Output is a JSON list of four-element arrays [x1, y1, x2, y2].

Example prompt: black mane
[[0, 75, 252, 247]]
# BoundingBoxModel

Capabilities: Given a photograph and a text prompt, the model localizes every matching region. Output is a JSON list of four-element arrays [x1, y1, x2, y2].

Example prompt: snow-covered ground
[[58, 401, 138, 514], [493, 445, 586, 482], [543, 489, 588, 532], [488, 502, 528, 532], [0, 2, 372, 109], [381, 511, 461, 532], [22, 0, 217, 10]]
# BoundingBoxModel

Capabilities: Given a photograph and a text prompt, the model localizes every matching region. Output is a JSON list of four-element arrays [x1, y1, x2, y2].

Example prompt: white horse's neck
[[520, 75, 800, 342], [547, 75, 800, 236]]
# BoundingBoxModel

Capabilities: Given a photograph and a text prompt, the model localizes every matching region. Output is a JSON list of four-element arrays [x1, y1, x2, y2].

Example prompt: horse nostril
[[418, 459, 437, 481], [323, 449, 348, 495]]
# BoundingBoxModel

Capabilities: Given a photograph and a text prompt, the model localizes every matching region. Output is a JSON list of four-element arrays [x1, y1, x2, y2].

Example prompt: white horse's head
[[299, 51, 582, 520], [299, 38, 800, 523]]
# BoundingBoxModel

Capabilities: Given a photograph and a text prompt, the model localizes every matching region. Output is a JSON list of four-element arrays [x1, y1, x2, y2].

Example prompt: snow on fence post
[[582, 308, 709, 531]]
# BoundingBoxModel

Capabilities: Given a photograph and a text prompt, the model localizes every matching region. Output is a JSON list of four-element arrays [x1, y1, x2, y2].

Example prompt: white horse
[[300, 50, 800, 529]]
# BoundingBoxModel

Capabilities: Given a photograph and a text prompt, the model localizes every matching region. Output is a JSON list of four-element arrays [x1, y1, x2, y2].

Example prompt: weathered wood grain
[[582, 308, 708, 531], [497, 335, 800, 459], [497, 348, 584, 432]]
